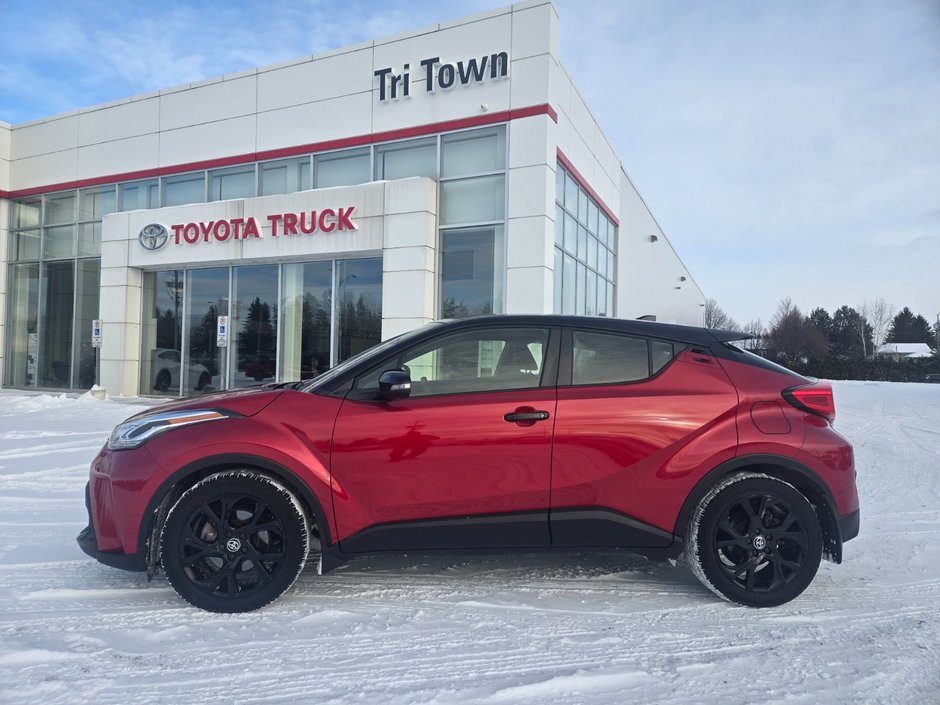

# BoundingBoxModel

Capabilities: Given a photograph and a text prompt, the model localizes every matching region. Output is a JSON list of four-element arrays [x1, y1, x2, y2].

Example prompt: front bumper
[[77, 482, 145, 572]]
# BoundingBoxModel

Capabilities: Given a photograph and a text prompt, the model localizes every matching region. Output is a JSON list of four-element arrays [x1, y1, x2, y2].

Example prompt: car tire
[[196, 372, 210, 391], [160, 471, 309, 613], [153, 369, 171, 392], [685, 473, 823, 607]]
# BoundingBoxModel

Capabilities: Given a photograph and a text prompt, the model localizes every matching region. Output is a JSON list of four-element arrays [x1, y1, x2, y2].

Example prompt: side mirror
[[378, 369, 412, 401]]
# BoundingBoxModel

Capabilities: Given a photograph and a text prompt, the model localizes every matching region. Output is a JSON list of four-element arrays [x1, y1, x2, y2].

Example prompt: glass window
[[588, 201, 599, 235], [554, 248, 563, 314], [38, 261, 75, 388], [577, 225, 587, 261], [13, 198, 41, 229], [43, 225, 76, 259], [562, 254, 576, 315], [651, 340, 676, 374], [209, 165, 256, 201], [119, 179, 159, 211], [441, 126, 505, 177], [597, 280, 608, 317], [79, 186, 117, 220], [314, 149, 370, 188], [231, 265, 279, 388], [335, 258, 382, 362], [184, 268, 229, 393], [374, 138, 437, 180], [572, 331, 650, 386], [163, 173, 205, 207], [564, 172, 577, 214], [5, 263, 40, 387], [280, 261, 332, 382], [394, 327, 548, 397], [73, 259, 100, 390], [440, 175, 505, 225], [578, 187, 588, 223], [78, 223, 101, 257], [564, 212, 577, 254], [11, 230, 41, 261], [586, 271, 597, 317], [260, 157, 310, 196], [576, 263, 586, 315], [588, 234, 598, 270], [43, 191, 77, 225], [554, 205, 564, 247], [555, 165, 565, 207], [441, 226, 503, 318], [140, 270, 184, 395]]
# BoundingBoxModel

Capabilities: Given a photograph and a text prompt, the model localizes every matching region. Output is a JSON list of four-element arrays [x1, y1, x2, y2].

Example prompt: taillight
[[783, 381, 835, 423]]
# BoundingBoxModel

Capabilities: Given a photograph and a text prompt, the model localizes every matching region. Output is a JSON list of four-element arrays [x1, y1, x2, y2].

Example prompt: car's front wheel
[[685, 473, 823, 607], [160, 471, 309, 612]]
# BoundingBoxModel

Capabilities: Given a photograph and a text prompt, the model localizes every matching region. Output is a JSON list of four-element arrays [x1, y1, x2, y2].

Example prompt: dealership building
[[0, 0, 705, 398]]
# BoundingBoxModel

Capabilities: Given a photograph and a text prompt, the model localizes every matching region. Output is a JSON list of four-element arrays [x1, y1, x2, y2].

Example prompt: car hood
[[126, 387, 286, 422]]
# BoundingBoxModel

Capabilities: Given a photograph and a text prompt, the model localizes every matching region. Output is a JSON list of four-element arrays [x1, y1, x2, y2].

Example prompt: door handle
[[504, 410, 550, 423]]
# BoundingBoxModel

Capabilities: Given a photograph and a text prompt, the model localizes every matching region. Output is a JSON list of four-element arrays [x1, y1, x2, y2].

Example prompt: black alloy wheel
[[686, 473, 823, 607], [196, 371, 210, 391], [161, 472, 308, 612]]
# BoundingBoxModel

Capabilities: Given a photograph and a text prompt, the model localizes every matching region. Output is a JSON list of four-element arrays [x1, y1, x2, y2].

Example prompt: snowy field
[[0, 382, 938, 705]]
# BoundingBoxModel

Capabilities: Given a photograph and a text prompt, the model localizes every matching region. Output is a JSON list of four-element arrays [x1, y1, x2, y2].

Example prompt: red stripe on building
[[555, 148, 620, 227], [2, 104, 560, 199]]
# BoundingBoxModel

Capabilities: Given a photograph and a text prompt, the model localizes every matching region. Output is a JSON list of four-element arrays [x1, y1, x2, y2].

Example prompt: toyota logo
[[139, 223, 169, 250]]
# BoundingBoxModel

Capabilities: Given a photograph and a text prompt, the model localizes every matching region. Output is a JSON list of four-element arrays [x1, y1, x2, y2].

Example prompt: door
[[184, 268, 229, 393], [550, 329, 739, 547], [330, 325, 558, 552]]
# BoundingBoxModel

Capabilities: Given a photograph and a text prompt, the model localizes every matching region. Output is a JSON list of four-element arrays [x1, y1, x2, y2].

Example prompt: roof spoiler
[[707, 329, 754, 343]]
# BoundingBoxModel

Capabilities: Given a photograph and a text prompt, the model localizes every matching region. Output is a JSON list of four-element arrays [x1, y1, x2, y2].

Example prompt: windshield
[[299, 322, 444, 392]]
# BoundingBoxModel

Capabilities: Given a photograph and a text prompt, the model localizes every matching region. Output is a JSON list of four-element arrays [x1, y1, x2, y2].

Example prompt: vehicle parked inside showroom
[[79, 315, 859, 612], [149, 348, 211, 393]]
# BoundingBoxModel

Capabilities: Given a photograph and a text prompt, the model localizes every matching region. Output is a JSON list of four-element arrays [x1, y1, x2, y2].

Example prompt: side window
[[355, 328, 549, 397], [651, 340, 676, 374], [572, 331, 650, 385]]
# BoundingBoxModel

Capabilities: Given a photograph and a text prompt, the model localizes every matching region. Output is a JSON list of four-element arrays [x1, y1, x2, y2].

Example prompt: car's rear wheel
[[685, 473, 822, 607], [160, 471, 309, 612], [153, 369, 171, 392]]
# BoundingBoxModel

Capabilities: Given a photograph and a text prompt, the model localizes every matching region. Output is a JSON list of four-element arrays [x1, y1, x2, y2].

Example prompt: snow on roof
[[876, 343, 936, 356]]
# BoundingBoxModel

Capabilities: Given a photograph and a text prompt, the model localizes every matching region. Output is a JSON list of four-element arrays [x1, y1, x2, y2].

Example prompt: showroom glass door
[[230, 265, 279, 388], [185, 268, 230, 393]]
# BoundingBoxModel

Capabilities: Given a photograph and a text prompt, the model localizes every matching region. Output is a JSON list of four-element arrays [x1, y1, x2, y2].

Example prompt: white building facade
[[0, 0, 705, 398]]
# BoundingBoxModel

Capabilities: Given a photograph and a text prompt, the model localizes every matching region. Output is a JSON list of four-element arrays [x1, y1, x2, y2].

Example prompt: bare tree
[[703, 298, 737, 330], [740, 319, 765, 351], [768, 298, 827, 364], [860, 298, 893, 353]]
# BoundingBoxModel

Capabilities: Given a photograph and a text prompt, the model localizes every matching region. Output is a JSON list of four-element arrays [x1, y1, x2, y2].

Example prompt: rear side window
[[573, 331, 649, 385], [651, 340, 675, 374]]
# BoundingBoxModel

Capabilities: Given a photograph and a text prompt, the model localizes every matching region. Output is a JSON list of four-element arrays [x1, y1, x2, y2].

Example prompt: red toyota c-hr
[[78, 315, 859, 612]]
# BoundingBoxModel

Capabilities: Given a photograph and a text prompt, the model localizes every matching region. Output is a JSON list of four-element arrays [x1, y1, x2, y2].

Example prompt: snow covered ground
[[0, 382, 938, 705]]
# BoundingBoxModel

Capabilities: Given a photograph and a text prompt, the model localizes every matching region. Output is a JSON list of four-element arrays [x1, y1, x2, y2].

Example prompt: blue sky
[[1, 0, 938, 327]]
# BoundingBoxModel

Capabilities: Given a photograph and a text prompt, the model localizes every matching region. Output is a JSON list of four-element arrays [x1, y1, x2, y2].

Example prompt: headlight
[[108, 409, 240, 450]]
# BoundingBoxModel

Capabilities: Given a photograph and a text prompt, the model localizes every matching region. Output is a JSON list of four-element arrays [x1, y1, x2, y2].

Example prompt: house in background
[[875, 343, 936, 361]]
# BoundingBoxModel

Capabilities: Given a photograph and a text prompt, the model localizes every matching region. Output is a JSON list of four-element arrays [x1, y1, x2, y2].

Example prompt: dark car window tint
[[388, 328, 549, 397], [573, 331, 650, 385], [651, 340, 675, 374]]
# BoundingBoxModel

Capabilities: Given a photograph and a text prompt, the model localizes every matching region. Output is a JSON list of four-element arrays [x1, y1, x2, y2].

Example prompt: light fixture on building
[[649, 235, 658, 243], [679, 276, 686, 281], [481, 103, 489, 112]]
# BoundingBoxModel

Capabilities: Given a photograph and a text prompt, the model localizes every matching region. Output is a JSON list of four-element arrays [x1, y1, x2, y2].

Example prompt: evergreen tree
[[885, 307, 935, 346], [830, 306, 872, 359], [808, 308, 833, 344]]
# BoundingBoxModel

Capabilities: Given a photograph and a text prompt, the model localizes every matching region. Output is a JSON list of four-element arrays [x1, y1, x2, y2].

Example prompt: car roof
[[439, 315, 747, 346]]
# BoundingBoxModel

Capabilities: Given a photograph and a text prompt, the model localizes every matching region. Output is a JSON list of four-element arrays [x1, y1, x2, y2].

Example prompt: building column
[[380, 177, 437, 340], [99, 212, 143, 397], [505, 114, 556, 314], [0, 199, 9, 386]]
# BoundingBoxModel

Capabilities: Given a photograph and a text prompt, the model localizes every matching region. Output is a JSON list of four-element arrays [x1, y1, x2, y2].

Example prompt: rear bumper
[[77, 482, 145, 572], [839, 508, 860, 543]]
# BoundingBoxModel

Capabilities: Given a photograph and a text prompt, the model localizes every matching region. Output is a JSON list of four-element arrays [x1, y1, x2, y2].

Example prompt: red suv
[[78, 316, 859, 612]]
